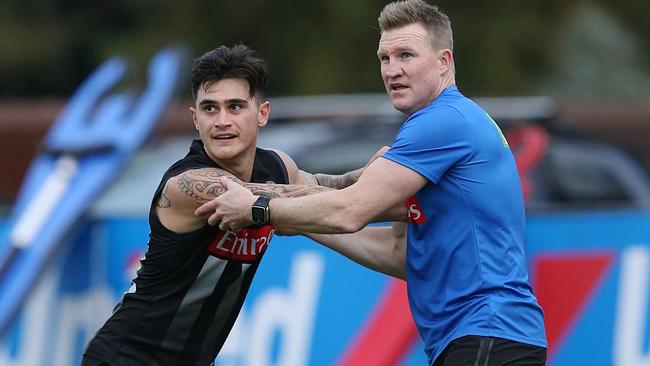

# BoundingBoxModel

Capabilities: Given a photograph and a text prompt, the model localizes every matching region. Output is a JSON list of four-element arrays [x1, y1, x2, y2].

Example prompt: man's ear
[[258, 101, 271, 128], [189, 106, 199, 130], [438, 49, 454, 74]]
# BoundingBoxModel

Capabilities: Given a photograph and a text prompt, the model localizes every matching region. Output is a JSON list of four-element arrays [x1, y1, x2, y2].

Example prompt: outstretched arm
[[197, 157, 425, 233], [269, 146, 407, 225], [307, 222, 407, 279], [269, 158, 424, 233]]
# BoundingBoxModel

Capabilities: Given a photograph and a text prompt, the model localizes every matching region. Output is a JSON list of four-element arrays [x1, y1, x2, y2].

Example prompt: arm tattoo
[[177, 169, 232, 201], [157, 182, 172, 208], [245, 184, 330, 198], [177, 168, 333, 202], [314, 169, 362, 189]]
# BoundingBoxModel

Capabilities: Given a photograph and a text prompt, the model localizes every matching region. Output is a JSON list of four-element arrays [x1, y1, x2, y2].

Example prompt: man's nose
[[383, 61, 403, 78], [213, 111, 233, 128]]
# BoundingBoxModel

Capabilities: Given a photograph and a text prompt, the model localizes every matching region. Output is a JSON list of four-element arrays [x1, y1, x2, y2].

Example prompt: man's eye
[[231, 104, 242, 111], [205, 106, 216, 112], [379, 56, 389, 63], [401, 53, 413, 59]]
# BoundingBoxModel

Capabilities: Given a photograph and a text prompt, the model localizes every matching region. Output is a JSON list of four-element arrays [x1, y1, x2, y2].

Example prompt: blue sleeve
[[383, 107, 471, 183]]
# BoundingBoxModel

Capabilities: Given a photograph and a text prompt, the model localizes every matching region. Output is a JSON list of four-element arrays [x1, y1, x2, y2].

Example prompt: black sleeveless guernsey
[[84, 140, 289, 365]]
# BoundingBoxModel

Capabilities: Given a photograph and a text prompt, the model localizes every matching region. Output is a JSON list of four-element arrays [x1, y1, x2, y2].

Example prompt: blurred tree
[[538, 3, 650, 98], [0, 0, 648, 98]]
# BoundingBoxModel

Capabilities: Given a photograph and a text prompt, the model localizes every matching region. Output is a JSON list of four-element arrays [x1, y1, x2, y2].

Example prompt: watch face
[[252, 196, 270, 225], [252, 206, 265, 223]]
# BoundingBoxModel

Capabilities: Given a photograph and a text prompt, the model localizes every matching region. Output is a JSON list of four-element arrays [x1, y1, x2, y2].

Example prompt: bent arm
[[157, 167, 333, 233], [307, 221, 407, 279]]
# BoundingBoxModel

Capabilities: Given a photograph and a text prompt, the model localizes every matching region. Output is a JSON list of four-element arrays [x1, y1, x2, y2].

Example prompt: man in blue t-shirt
[[197, 1, 547, 365]]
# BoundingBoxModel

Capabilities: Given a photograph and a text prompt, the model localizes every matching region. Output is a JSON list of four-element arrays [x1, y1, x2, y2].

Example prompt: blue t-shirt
[[383, 86, 547, 365]]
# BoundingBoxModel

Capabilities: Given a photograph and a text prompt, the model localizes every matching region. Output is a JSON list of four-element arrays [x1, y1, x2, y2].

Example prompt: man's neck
[[207, 149, 256, 183], [402, 75, 457, 116], [433, 74, 456, 99]]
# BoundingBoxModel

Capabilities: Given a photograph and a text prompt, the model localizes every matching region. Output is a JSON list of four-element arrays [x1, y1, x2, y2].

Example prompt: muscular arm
[[271, 146, 406, 223], [312, 169, 362, 189], [285, 163, 361, 189], [272, 147, 388, 189], [295, 168, 362, 189], [176, 168, 330, 200], [268, 158, 425, 233], [199, 157, 423, 233], [156, 167, 332, 233], [307, 222, 407, 279]]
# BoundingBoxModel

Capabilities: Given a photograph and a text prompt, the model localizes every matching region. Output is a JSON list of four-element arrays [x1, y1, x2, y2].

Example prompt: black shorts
[[433, 336, 547, 366]]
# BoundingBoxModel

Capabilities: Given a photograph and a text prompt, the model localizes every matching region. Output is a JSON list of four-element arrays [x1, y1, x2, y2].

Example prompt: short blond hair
[[378, 0, 453, 51]]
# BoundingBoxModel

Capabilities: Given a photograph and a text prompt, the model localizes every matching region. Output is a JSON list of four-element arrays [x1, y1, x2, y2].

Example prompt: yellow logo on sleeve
[[487, 113, 509, 148]]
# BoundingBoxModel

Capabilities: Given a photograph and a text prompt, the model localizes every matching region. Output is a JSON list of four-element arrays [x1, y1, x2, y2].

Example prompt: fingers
[[223, 176, 247, 192], [216, 220, 244, 233], [195, 200, 215, 216], [196, 176, 252, 230], [207, 212, 221, 226], [365, 145, 390, 168], [194, 177, 240, 216], [374, 145, 389, 155], [222, 176, 240, 190], [220, 176, 232, 187], [374, 146, 389, 159]]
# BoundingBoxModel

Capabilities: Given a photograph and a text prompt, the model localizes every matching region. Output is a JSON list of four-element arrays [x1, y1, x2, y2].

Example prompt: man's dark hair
[[190, 44, 268, 102]]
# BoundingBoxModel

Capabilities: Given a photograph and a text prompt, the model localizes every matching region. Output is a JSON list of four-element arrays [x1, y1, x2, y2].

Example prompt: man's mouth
[[214, 133, 237, 140], [390, 83, 408, 91]]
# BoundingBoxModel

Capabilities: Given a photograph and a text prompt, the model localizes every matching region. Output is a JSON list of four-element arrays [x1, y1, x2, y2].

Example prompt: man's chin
[[390, 99, 413, 115], [206, 147, 240, 163]]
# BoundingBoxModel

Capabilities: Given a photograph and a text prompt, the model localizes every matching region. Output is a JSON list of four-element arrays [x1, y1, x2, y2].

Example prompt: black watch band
[[251, 196, 271, 225]]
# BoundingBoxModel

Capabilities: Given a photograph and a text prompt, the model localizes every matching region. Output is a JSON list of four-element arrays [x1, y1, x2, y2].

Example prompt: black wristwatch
[[251, 196, 271, 225]]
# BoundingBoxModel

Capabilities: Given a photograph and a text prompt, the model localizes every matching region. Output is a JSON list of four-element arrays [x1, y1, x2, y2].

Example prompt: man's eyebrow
[[198, 98, 250, 106], [377, 48, 397, 57], [378, 45, 414, 56], [226, 98, 249, 105], [198, 99, 216, 107]]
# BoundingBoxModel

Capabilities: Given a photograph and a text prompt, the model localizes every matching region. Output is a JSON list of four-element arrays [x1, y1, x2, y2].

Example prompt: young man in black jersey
[[82, 44, 405, 366]]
